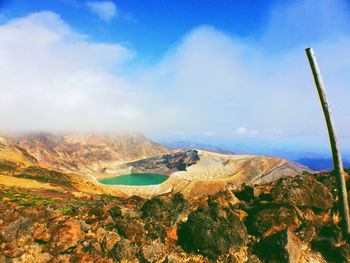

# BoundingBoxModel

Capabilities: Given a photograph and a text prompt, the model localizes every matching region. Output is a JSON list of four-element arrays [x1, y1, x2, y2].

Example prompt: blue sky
[[0, 0, 350, 157], [0, 0, 279, 61]]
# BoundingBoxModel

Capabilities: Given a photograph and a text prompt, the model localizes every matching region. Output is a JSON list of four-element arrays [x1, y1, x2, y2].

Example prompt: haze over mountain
[[1, 0, 350, 155], [0, 133, 171, 175]]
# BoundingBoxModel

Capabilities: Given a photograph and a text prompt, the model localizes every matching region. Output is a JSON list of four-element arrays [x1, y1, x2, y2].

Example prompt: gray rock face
[[128, 150, 199, 171]]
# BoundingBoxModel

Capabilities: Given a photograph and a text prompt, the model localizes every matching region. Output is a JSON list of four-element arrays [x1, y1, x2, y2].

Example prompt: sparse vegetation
[[15, 166, 72, 186], [0, 160, 18, 172], [59, 203, 78, 215], [0, 189, 52, 206]]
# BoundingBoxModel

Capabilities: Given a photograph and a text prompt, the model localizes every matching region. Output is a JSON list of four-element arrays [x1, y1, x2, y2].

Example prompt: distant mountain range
[[163, 140, 236, 155], [163, 140, 350, 171], [295, 157, 350, 171]]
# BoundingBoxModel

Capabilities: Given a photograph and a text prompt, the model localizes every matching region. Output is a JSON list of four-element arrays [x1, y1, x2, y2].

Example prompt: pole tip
[[305, 47, 314, 55]]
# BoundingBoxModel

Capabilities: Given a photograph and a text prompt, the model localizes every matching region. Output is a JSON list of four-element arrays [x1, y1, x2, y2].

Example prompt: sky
[[0, 0, 350, 156]]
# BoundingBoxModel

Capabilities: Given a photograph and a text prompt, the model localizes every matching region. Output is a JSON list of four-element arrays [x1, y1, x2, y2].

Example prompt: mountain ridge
[[0, 132, 310, 198], [0, 132, 172, 176]]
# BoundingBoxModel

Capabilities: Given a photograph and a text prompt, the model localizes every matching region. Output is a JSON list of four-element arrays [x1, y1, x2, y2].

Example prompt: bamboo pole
[[305, 47, 350, 240]]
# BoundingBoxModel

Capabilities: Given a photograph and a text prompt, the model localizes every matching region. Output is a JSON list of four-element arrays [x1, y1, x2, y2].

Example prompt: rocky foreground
[[1, 170, 350, 262]]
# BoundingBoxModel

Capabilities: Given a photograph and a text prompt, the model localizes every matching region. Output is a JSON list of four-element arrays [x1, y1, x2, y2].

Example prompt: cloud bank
[[0, 11, 139, 132], [0, 0, 350, 151]]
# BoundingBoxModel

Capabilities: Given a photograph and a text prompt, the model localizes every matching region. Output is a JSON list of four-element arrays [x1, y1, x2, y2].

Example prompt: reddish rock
[[50, 219, 83, 254], [3, 247, 25, 258], [208, 190, 240, 209], [165, 226, 178, 241], [96, 227, 121, 253], [299, 209, 331, 228], [247, 206, 301, 237], [50, 254, 72, 262], [33, 223, 51, 243]]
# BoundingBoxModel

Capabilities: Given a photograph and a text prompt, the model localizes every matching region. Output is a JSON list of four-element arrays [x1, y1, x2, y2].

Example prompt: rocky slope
[[0, 171, 349, 262], [0, 133, 311, 198], [0, 133, 172, 176]]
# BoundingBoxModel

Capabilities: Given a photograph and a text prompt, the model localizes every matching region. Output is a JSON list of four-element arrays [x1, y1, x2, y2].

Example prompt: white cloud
[[136, 0, 350, 149], [235, 127, 247, 136], [1, 0, 350, 152], [87, 1, 117, 21], [0, 11, 141, 132]]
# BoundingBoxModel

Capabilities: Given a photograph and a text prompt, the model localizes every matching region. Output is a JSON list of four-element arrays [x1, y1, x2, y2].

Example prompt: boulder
[[295, 224, 317, 243], [120, 207, 141, 219], [165, 226, 178, 241], [178, 204, 247, 259], [234, 185, 255, 202], [50, 219, 83, 254], [254, 229, 305, 262], [96, 227, 121, 253], [0, 216, 34, 242], [110, 239, 137, 262], [33, 223, 51, 243], [208, 190, 240, 209], [141, 193, 188, 222], [79, 220, 91, 233], [272, 176, 333, 210], [140, 239, 166, 263], [114, 218, 145, 243], [312, 225, 350, 262], [247, 205, 301, 237], [85, 206, 106, 224], [108, 206, 122, 218], [166, 250, 207, 263]]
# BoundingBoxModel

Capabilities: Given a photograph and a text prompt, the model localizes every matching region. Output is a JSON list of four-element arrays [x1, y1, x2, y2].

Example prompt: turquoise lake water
[[99, 173, 168, 186]]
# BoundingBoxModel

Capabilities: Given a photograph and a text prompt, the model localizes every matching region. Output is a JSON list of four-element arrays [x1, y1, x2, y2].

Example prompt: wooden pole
[[305, 47, 350, 240]]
